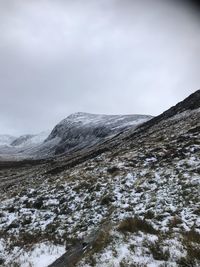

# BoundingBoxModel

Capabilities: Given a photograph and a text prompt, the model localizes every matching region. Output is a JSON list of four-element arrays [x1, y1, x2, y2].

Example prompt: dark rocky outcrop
[[127, 89, 200, 138]]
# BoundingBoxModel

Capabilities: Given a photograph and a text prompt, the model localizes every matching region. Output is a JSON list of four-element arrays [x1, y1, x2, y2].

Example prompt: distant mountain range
[[0, 113, 152, 160], [0, 134, 16, 146]]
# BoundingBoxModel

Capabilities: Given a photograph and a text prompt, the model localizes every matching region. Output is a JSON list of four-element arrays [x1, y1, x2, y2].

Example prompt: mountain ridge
[[134, 89, 200, 134]]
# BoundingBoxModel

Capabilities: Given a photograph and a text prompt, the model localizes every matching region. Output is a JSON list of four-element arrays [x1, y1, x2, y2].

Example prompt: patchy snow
[[1, 242, 65, 267], [0, 105, 199, 266]]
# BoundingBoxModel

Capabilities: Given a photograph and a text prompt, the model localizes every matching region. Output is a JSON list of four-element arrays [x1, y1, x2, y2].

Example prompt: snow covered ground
[[0, 96, 199, 266], [0, 240, 65, 267]]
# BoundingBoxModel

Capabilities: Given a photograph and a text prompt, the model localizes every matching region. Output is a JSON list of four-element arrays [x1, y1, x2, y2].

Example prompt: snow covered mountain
[[0, 90, 200, 267], [0, 113, 152, 159], [10, 134, 35, 147], [44, 112, 152, 156], [0, 131, 50, 160], [0, 135, 16, 146], [11, 131, 50, 148]]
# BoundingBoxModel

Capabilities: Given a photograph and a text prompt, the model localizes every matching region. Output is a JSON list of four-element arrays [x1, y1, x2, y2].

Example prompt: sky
[[0, 0, 200, 136]]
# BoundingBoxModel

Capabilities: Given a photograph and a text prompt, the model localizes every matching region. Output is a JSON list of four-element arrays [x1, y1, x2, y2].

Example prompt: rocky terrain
[[0, 90, 199, 267]]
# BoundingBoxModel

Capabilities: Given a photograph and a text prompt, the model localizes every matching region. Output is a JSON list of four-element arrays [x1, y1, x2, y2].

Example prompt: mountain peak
[[67, 112, 91, 118]]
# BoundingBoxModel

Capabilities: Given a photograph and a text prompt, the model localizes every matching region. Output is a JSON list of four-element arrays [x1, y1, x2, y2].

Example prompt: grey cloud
[[0, 0, 200, 135]]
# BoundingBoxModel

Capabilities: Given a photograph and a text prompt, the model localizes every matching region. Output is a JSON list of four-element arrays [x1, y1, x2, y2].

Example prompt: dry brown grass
[[184, 229, 200, 244], [177, 229, 200, 266], [117, 217, 158, 235], [168, 216, 182, 228], [149, 241, 170, 261]]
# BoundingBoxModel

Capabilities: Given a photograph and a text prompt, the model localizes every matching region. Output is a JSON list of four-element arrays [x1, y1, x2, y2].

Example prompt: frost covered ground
[[0, 240, 65, 267], [0, 98, 200, 266]]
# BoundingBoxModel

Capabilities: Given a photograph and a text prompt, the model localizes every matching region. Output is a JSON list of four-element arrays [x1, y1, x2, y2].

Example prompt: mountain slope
[[11, 134, 35, 147], [0, 131, 50, 160], [44, 112, 152, 156], [131, 89, 200, 136], [0, 90, 199, 267], [0, 113, 152, 160], [0, 135, 16, 146]]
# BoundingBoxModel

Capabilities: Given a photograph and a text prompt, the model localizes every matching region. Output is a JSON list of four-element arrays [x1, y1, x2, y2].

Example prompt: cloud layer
[[0, 0, 200, 135]]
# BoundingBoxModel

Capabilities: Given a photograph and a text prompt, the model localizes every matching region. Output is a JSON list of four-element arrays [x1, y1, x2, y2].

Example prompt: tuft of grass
[[178, 229, 200, 265], [117, 217, 158, 235], [91, 228, 111, 253], [187, 245, 200, 261], [149, 242, 170, 261], [177, 257, 196, 267], [168, 216, 182, 228], [184, 229, 200, 244]]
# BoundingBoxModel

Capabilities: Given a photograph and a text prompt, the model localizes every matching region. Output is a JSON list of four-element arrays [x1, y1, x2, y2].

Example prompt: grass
[[184, 229, 200, 244], [168, 216, 182, 228], [177, 257, 196, 267], [91, 227, 111, 253], [176, 230, 200, 266], [183, 230, 200, 262], [117, 217, 158, 235], [149, 241, 170, 261]]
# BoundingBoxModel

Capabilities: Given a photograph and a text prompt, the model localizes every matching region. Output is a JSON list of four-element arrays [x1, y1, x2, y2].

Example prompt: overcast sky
[[0, 0, 200, 135]]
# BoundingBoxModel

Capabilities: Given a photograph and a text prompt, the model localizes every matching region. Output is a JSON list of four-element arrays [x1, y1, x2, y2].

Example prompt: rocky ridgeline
[[0, 90, 199, 267]]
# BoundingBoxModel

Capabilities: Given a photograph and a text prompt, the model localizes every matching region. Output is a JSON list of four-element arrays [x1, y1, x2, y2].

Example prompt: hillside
[[0, 90, 199, 267]]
